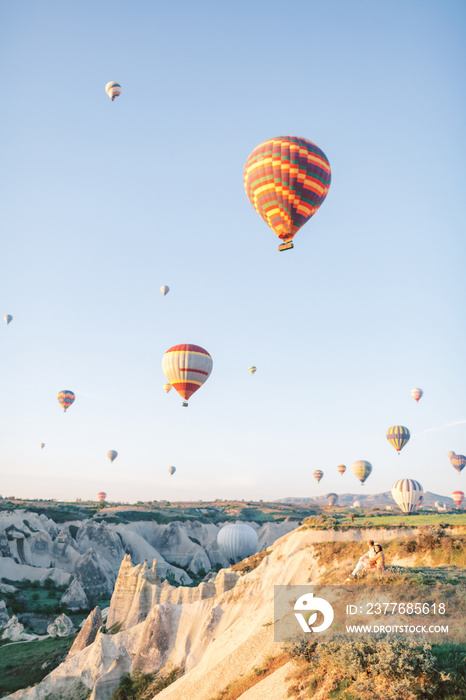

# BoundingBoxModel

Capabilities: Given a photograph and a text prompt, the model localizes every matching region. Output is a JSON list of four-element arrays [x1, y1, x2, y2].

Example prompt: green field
[[341, 513, 466, 527]]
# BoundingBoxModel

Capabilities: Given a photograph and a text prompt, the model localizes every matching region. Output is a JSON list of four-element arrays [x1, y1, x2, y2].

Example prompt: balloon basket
[[278, 241, 294, 252], [182, 402, 188, 407]]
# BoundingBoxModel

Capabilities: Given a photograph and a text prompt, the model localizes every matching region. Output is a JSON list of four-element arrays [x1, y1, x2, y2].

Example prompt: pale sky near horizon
[[1, 0, 465, 503]]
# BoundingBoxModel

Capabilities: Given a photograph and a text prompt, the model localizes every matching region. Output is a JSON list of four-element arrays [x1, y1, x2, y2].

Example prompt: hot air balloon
[[451, 454, 466, 473], [162, 344, 213, 407], [168, 466, 176, 476], [107, 450, 118, 463], [243, 136, 331, 251], [163, 383, 172, 393], [105, 82, 121, 101], [391, 479, 423, 514], [411, 388, 423, 402], [452, 491, 464, 507], [386, 426, 410, 454], [337, 464, 346, 476], [353, 501, 361, 508], [248, 366, 257, 375], [4, 314, 12, 325], [160, 285, 169, 296], [57, 390, 75, 412], [217, 524, 258, 564], [352, 460, 372, 485], [313, 470, 324, 484], [40, 443, 45, 449], [447, 451, 456, 459], [327, 493, 338, 506], [97, 492, 107, 503]]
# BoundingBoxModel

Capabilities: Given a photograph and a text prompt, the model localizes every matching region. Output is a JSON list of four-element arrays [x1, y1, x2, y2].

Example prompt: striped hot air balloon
[[411, 388, 423, 402], [327, 493, 338, 506], [160, 285, 170, 296], [391, 479, 423, 514], [4, 314, 13, 325], [57, 390, 75, 412], [244, 136, 331, 251], [163, 383, 172, 393], [447, 451, 456, 459], [105, 82, 121, 101], [451, 454, 466, 473], [386, 426, 410, 454], [313, 470, 324, 484], [107, 450, 118, 463], [352, 460, 372, 485], [248, 366, 257, 375], [162, 344, 213, 406], [452, 491, 464, 507], [168, 466, 176, 476], [97, 492, 107, 503], [217, 524, 258, 564], [337, 464, 346, 476]]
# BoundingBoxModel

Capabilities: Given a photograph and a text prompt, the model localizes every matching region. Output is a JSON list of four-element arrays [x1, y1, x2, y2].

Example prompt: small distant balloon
[[411, 388, 423, 402], [248, 366, 257, 375], [57, 390, 75, 412], [160, 286, 170, 296], [451, 454, 466, 473], [337, 464, 346, 476], [327, 493, 338, 506], [313, 470, 324, 484], [391, 478, 423, 514], [168, 466, 176, 476], [352, 460, 372, 484], [163, 383, 172, 393], [107, 450, 118, 463], [386, 426, 410, 454], [105, 82, 121, 101], [40, 443, 45, 449], [452, 491, 464, 507], [447, 451, 455, 459], [97, 492, 107, 503], [4, 315, 13, 325]]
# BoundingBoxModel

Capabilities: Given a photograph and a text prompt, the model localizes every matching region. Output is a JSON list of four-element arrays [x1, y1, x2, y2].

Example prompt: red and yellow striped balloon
[[313, 470, 324, 484], [162, 344, 213, 404], [337, 464, 346, 476], [244, 136, 331, 249]]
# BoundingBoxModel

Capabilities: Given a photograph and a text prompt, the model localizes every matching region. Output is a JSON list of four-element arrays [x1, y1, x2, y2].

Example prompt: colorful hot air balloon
[[40, 443, 45, 449], [4, 314, 12, 325], [391, 479, 423, 514], [352, 460, 372, 485], [337, 464, 346, 476], [168, 466, 176, 476], [162, 344, 213, 406], [386, 426, 410, 454], [107, 450, 118, 463], [57, 390, 75, 412], [411, 388, 423, 402], [447, 451, 455, 459], [160, 285, 170, 296], [105, 82, 121, 101], [163, 383, 172, 393], [217, 524, 258, 564], [313, 470, 324, 484], [452, 491, 464, 507], [97, 492, 107, 503], [327, 493, 338, 506], [243, 136, 331, 251], [451, 454, 466, 473], [248, 366, 257, 375]]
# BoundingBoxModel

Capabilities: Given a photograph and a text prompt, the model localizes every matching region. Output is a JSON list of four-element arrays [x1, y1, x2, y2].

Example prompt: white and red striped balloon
[[162, 344, 213, 405], [452, 491, 464, 507], [410, 388, 423, 402]]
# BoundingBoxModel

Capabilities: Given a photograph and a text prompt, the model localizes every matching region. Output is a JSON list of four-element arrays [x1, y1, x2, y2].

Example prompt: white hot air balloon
[[217, 524, 258, 564], [4, 314, 13, 325], [160, 285, 170, 296], [411, 388, 423, 403], [391, 479, 423, 514]]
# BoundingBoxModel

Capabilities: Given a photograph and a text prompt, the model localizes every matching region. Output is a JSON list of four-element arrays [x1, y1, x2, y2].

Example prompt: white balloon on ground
[[217, 524, 258, 564], [391, 478, 423, 514]]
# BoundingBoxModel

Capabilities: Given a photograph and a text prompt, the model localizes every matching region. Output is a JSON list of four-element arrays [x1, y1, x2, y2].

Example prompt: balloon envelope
[[57, 390, 75, 412], [327, 493, 338, 506], [337, 464, 346, 476], [452, 491, 464, 507], [313, 470, 324, 483], [4, 314, 12, 324], [160, 285, 170, 296], [248, 366, 257, 375], [411, 388, 423, 402], [168, 466, 176, 476], [105, 82, 121, 100], [386, 426, 410, 453], [391, 479, 423, 514], [217, 524, 258, 564], [162, 344, 213, 402], [163, 383, 172, 393], [447, 451, 455, 459], [352, 460, 372, 484], [107, 450, 118, 463], [97, 492, 107, 502], [451, 455, 466, 473], [40, 443, 45, 449], [243, 136, 331, 248]]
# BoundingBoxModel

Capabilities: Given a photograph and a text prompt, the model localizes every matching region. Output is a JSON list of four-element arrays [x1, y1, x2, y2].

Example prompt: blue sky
[[1, 0, 465, 502]]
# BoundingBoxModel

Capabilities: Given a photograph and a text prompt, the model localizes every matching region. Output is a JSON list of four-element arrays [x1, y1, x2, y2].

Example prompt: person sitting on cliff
[[370, 543, 385, 573], [347, 539, 376, 579]]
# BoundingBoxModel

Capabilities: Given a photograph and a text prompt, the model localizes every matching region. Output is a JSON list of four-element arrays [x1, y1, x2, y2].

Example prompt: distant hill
[[276, 491, 455, 507]]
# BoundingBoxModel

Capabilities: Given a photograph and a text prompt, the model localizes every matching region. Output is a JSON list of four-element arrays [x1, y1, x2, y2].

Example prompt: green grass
[[339, 514, 466, 527], [0, 635, 76, 695]]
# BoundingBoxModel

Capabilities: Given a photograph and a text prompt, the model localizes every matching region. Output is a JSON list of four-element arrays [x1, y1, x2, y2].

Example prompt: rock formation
[[2, 615, 39, 642], [60, 576, 89, 611], [67, 607, 102, 659], [47, 613, 75, 637]]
